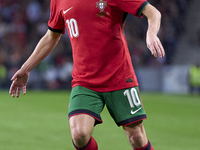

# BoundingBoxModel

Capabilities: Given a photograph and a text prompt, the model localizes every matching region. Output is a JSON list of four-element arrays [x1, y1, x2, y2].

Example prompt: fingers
[[9, 86, 22, 98], [9, 79, 24, 98], [9, 80, 16, 97], [9, 69, 28, 98], [148, 44, 157, 57], [11, 74, 17, 81], [23, 86, 26, 95], [158, 41, 165, 57], [16, 87, 21, 98], [154, 40, 164, 58], [148, 39, 165, 58], [9, 85, 18, 98]]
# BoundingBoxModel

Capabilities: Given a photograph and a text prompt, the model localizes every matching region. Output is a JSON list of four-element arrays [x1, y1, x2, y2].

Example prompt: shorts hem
[[116, 114, 147, 126], [68, 109, 103, 125]]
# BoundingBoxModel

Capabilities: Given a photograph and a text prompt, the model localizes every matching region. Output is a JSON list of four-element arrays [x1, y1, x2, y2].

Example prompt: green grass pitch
[[0, 90, 200, 150]]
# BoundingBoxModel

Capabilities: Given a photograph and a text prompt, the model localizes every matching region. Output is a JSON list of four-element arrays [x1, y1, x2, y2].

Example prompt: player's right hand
[[9, 69, 29, 98]]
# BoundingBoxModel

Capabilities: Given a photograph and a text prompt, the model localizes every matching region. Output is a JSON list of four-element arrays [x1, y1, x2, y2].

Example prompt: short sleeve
[[118, 0, 149, 17], [48, 0, 65, 34]]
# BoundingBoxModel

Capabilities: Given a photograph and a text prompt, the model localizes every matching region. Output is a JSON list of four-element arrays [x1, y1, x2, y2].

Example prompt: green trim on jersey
[[137, 2, 149, 17], [122, 12, 128, 34]]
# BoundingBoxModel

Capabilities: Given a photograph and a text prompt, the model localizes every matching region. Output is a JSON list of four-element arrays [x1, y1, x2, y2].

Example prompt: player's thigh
[[68, 86, 105, 125], [104, 86, 147, 126]]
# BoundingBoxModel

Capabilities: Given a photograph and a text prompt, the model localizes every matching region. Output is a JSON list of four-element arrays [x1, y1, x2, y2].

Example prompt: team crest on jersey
[[96, 0, 108, 17]]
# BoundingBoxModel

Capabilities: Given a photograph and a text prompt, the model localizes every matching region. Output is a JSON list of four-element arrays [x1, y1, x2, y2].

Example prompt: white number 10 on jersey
[[66, 18, 79, 38], [124, 88, 141, 108]]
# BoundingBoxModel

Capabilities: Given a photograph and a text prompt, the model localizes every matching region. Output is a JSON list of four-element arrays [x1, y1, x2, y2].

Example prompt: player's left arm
[[142, 4, 165, 58]]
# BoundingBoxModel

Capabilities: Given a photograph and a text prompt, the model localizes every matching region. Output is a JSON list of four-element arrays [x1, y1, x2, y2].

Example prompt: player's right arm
[[21, 29, 61, 72], [9, 29, 62, 98]]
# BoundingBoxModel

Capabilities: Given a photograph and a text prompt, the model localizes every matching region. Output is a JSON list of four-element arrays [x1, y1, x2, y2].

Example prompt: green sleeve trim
[[136, 1, 149, 17]]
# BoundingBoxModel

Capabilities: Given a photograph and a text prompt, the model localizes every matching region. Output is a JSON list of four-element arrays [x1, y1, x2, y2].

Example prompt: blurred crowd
[[0, 0, 191, 89]]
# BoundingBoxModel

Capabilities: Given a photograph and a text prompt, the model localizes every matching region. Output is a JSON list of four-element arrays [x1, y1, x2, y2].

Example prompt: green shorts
[[68, 86, 147, 126]]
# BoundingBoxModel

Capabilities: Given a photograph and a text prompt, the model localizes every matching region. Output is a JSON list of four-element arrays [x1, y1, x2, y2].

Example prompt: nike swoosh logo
[[131, 107, 142, 115], [63, 7, 73, 14]]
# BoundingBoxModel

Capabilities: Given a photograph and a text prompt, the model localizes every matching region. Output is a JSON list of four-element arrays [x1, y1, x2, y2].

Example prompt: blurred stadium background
[[0, 0, 200, 150], [0, 0, 199, 94]]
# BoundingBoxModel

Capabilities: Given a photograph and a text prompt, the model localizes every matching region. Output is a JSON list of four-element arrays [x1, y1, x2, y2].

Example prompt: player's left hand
[[146, 32, 165, 58], [9, 69, 29, 98]]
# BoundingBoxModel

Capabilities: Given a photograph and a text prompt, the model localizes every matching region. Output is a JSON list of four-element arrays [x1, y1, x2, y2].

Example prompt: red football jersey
[[48, 0, 149, 92]]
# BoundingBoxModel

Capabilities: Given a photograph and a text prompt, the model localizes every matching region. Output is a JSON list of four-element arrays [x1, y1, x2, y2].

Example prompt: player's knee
[[128, 132, 144, 147], [69, 114, 95, 145], [124, 121, 147, 148], [71, 128, 90, 143]]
